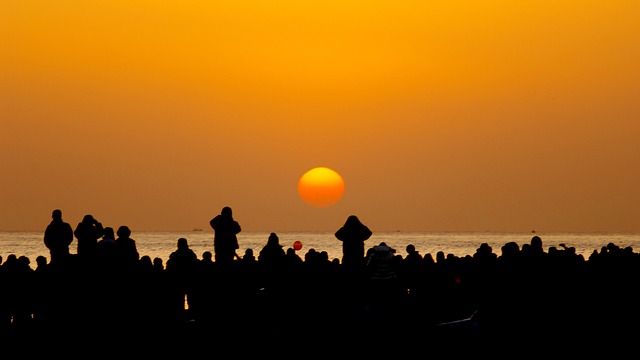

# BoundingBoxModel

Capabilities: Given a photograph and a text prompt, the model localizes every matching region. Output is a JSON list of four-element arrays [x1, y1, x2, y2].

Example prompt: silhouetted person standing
[[209, 206, 241, 265], [166, 237, 199, 321], [365, 242, 400, 315], [114, 225, 140, 271], [258, 232, 286, 272], [74, 214, 104, 260], [95, 226, 117, 271], [335, 215, 372, 269], [44, 209, 74, 265], [257, 232, 288, 327], [32, 255, 51, 323]]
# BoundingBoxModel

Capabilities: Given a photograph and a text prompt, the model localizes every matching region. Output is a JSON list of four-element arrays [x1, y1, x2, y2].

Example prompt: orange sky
[[2, 1, 639, 233]]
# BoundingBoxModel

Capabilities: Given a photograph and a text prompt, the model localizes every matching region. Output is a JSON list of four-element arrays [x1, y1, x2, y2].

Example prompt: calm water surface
[[2, 230, 639, 264]]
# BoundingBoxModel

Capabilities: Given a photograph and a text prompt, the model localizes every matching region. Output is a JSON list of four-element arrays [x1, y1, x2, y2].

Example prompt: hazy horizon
[[2, 2, 639, 233]]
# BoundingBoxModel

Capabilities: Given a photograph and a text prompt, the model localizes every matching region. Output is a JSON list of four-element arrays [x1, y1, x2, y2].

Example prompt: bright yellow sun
[[298, 167, 345, 208]]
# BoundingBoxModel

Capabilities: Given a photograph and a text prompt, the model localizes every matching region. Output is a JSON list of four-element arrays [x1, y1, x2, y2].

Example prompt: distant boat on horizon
[[192, 228, 203, 232]]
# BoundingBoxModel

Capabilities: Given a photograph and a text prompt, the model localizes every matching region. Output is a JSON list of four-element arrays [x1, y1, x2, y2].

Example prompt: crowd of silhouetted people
[[1, 208, 640, 354]]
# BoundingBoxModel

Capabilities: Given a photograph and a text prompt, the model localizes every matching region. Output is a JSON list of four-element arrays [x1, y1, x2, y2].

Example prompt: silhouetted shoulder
[[335, 215, 372, 241]]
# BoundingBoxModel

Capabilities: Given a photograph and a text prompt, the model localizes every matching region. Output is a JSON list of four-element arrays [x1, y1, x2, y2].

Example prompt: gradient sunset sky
[[2, 1, 639, 233]]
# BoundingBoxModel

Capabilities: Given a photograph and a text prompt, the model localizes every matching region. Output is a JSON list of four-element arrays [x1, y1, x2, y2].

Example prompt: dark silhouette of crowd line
[[1, 208, 640, 354]]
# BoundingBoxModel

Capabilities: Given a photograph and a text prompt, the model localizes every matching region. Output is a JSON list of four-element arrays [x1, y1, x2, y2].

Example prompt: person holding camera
[[74, 214, 104, 260]]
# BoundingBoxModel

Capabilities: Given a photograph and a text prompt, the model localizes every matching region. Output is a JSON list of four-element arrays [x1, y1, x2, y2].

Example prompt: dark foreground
[[2, 302, 635, 358], [2, 238, 640, 357]]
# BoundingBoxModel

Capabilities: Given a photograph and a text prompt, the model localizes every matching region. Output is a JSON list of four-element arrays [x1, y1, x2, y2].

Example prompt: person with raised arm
[[209, 206, 241, 266], [74, 214, 104, 261]]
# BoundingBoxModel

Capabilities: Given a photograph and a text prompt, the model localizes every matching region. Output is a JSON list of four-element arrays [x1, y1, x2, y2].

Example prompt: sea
[[2, 230, 639, 265]]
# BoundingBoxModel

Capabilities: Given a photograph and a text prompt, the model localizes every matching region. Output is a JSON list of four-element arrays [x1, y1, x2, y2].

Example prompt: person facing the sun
[[209, 206, 241, 266], [335, 215, 372, 270], [44, 209, 74, 266]]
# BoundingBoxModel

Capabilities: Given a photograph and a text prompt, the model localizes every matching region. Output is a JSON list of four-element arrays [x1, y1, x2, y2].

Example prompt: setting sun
[[298, 167, 345, 208]]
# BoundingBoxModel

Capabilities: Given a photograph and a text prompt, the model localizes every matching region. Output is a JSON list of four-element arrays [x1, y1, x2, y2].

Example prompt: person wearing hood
[[258, 232, 286, 271], [335, 215, 372, 270]]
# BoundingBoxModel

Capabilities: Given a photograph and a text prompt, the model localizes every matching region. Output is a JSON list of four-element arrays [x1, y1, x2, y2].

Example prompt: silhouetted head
[[202, 251, 212, 261], [501, 241, 520, 257], [52, 209, 62, 220], [18, 256, 30, 267], [116, 225, 131, 238], [345, 215, 362, 226], [36, 255, 47, 267], [82, 214, 95, 223], [177, 237, 189, 249], [103, 227, 115, 240], [222, 206, 233, 217], [374, 242, 393, 255], [268, 232, 281, 245], [423, 253, 435, 264], [477, 243, 492, 254], [531, 236, 543, 250], [406, 244, 416, 254], [140, 255, 152, 267]]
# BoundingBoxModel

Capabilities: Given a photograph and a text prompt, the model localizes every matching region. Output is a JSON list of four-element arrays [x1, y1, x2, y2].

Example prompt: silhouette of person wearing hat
[[335, 215, 372, 269]]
